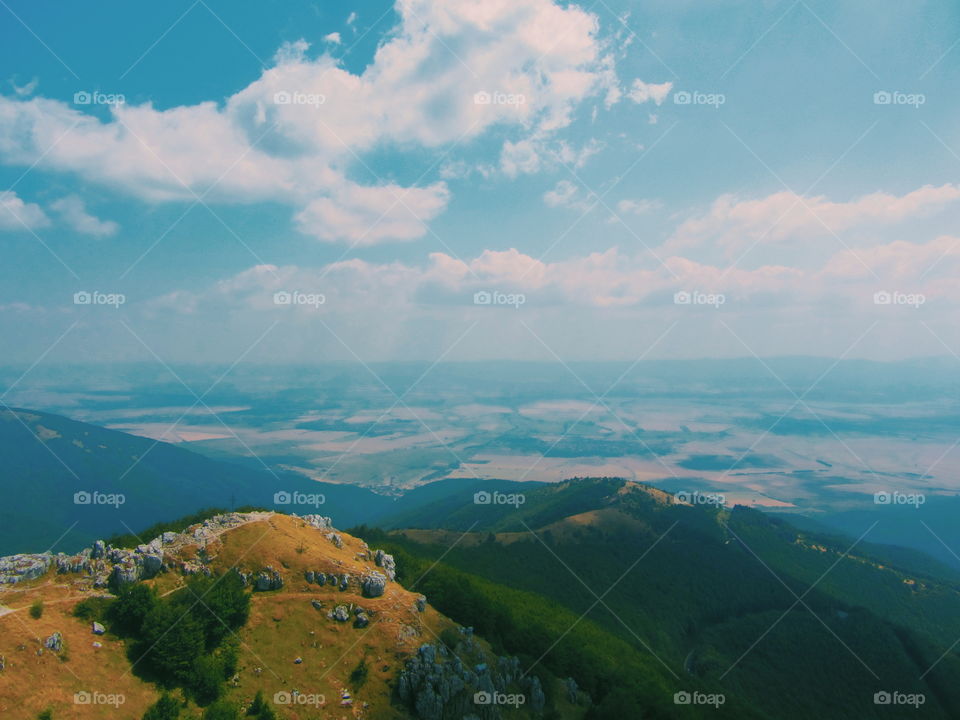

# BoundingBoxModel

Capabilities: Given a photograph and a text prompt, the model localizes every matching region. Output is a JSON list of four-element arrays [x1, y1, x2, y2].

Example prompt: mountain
[[0, 511, 570, 719], [0, 407, 396, 555], [357, 478, 960, 719]]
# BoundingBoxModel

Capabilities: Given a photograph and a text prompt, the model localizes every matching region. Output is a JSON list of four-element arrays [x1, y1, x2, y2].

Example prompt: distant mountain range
[[359, 478, 960, 719]]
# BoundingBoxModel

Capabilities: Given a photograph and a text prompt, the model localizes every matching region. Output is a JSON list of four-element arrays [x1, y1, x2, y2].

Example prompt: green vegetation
[[245, 691, 276, 719], [349, 657, 369, 688], [355, 477, 960, 719], [72, 595, 112, 621], [103, 570, 249, 709], [36, 710, 53, 720], [143, 694, 181, 720], [29, 598, 43, 619]]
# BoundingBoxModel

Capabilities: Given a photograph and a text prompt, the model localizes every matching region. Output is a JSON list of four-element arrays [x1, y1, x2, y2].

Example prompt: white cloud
[[0, 0, 614, 244], [50, 195, 119, 237], [543, 180, 595, 212], [294, 182, 449, 245], [0, 191, 49, 231], [627, 79, 672, 105], [617, 198, 661, 215], [323, 32, 341, 45], [669, 184, 960, 254]]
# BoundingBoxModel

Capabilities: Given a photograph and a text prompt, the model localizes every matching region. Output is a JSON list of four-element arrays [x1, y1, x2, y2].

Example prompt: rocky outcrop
[[301, 515, 333, 530], [330, 604, 350, 622], [44, 632, 63, 653], [375, 549, 397, 581], [252, 567, 283, 591], [0, 554, 53, 585], [361, 571, 387, 598], [326, 532, 344, 549], [415, 595, 427, 613], [397, 636, 543, 720]]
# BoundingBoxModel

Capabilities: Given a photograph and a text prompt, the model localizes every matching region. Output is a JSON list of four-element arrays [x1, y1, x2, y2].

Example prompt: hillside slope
[[0, 511, 572, 720], [364, 478, 960, 719], [0, 407, 396, 555]]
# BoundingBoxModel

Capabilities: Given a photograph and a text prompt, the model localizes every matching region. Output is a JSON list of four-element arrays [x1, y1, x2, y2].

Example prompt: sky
[[2, 0, 960, 366]]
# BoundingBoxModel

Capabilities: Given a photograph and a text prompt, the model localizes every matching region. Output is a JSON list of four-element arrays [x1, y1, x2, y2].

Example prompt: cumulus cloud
[[0, 191, 49, 231], [0, 0, 615, 245], [627, 79, 672, 105], [669, 184, 960, 254], [50, 195, 119, 237]]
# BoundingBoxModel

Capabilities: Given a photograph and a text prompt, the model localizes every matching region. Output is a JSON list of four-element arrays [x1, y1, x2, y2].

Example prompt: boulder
[[91, 622, 105, 635], [415, 595, 427, 613], [374, 549, 397, 581], [361, 572, 387, 598], [330, 604, 350, 622], [44, 632, 63, 652]]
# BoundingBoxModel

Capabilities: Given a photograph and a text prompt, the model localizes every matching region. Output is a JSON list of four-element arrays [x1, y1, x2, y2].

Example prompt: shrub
[[143, 693, 181, 720], [29, 599, 43, 619]]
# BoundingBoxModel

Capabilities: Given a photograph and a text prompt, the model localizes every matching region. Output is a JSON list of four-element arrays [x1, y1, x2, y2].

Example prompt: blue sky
[[2, 0, 960, 365]]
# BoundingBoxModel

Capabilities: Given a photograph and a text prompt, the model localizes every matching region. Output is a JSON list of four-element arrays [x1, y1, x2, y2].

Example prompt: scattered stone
[[304, 570, 315, 584], [254, 567, 283, 591], [294, 657, 302, 664], [92, 642, 102, 649], [354, 612, 369, 628], [311, 600, 324, 611], [415, 595, 427, 613], [326, 532, 343, 549], [330, 605, 350, 622], [91, 622, 105, 635]]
